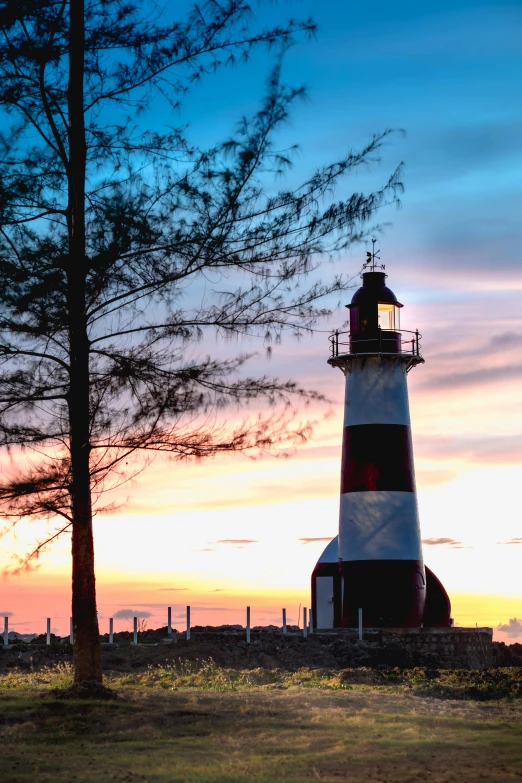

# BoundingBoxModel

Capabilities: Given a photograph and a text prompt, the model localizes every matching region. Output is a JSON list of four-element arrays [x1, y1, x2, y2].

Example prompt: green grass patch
[[2, 663, 522, 782]]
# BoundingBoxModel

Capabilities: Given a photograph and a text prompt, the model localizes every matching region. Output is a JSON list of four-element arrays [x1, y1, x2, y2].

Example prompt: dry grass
[[2, 662, 522, 782], [2, 659, 522, 699]]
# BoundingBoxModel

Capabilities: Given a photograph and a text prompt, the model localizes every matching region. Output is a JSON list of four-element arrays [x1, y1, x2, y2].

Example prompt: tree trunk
[[67, 0, 102, 684]]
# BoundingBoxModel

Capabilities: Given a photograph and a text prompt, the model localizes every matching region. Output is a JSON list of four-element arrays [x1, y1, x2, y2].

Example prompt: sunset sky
[[2, 0, 521, 642]]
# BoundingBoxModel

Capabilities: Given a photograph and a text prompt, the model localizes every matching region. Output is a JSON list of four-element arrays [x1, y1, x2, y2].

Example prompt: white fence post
[[70, 617, 74, 645], [133, 616, 138, 645], [358, 607, 363, 640], [186, 606, 191, 640], [303, 607, 308, 638], [282, 608, 287, 634], [246, 606, 251, 644], [46, 618, 51, 645], [167, 606, 172, 636], [3, 616, 8, 647], [109, 618, 114, 644], [309, 607, 313, 635]]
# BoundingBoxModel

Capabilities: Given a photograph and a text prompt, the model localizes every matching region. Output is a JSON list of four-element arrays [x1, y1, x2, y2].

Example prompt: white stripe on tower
[[342, 356, 411, 426]]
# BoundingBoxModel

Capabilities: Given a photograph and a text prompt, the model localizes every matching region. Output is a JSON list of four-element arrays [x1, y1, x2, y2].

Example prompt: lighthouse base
[[340, 559, 425, 628], [311, 538, 452, 631]]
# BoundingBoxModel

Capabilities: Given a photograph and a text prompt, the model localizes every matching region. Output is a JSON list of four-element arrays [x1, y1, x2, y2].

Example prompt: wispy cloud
[[209, 589, 225, 592], [422, 364, 522, 392], [415, 434, 522, 466], [299, 537, 335, 544], [497, 618, 522, 638], [497, 538, 522, 545], [216, 539, 258, 545], [157, 588, 188, 591], [112, 601, 176, 609], [488, 332, 522, 349], [113, 609, 152, 619], [416, 470, 458, 487], [422, 537, 463, 547], [128, 472, 339, 515], [112, 602, 225, 610], [165, 608, 230, 620], [195, 548, 215, 552], [428, 332, 522, 363]]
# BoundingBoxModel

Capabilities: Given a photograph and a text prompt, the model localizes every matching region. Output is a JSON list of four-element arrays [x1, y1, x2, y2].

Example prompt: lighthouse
[[312, 245, 452, 629]]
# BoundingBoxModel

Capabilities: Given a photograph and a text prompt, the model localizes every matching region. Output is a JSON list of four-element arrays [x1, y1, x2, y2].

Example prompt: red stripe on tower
[[340, 424, 415, 493]]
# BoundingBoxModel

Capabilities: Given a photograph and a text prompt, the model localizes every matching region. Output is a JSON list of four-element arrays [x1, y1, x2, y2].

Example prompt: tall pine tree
[[0, 0, 402, 684]]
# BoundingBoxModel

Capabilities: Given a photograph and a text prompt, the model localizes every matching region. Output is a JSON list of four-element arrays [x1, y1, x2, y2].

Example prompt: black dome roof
[[349, 271, 403, 308]]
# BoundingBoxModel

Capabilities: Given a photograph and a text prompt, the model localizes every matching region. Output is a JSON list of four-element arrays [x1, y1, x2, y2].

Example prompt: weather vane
[[363, 238, 385, 272]]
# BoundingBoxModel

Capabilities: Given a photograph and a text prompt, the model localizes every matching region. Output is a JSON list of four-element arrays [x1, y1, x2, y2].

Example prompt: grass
[[3, 658, 522, 699], [2, 661, 522, 782]]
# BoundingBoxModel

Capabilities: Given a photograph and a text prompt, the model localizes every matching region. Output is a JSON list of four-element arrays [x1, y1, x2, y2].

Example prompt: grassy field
[[2, 663, 522, 782]]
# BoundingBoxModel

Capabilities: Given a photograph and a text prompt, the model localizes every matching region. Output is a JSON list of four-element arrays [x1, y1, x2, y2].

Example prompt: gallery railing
[[329, 328, 422, 358]]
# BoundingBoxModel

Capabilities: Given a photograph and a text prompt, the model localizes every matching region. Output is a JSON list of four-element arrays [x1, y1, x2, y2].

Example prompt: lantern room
[[347, 271, 403, 354]]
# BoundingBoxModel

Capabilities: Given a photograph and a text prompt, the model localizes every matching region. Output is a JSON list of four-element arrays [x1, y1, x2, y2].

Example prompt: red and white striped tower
[[311, 245, 451, 629]]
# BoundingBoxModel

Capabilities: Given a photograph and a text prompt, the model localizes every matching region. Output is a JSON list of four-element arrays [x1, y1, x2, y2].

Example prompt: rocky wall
[[350, 627, 494, 669]]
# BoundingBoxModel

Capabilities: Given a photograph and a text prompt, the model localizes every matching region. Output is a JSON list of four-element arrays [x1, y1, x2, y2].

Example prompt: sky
[[1, 0, 522, 642]]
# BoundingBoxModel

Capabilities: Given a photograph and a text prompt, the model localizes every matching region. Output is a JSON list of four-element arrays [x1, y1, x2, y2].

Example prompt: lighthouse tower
[[311, 245, 451, 629]]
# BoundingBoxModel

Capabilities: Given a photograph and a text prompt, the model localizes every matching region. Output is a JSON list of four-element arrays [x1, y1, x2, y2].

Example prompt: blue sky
[[173, 0, 521, 281]]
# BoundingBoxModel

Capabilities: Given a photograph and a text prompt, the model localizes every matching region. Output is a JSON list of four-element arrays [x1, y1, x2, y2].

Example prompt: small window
[[378, 303, 400, 331]]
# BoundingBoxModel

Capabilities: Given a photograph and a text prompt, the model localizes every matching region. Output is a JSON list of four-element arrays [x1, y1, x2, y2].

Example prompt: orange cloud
[[422, 537, 463, 547]]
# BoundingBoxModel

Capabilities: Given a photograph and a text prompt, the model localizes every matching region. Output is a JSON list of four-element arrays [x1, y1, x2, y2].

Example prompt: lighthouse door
[[316, 576, 335, 629]]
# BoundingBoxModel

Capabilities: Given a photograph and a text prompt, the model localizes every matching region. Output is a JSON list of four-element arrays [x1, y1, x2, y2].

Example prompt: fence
[[5, 609, 469, 650], [2, 604, 346, 647]]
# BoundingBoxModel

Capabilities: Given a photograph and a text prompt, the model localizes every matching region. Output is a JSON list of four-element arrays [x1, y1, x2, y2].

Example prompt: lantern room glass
[[378, 302, 400, 331]]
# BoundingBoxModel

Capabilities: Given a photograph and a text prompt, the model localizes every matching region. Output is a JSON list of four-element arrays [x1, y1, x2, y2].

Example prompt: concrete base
[[315, 626, 494, 669]]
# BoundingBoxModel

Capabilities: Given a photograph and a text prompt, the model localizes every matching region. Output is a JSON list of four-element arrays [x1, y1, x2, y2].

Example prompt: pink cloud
[[497, 618, 522, 638], [415, 434, 522, 466], [421, 364, 522, 391]]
